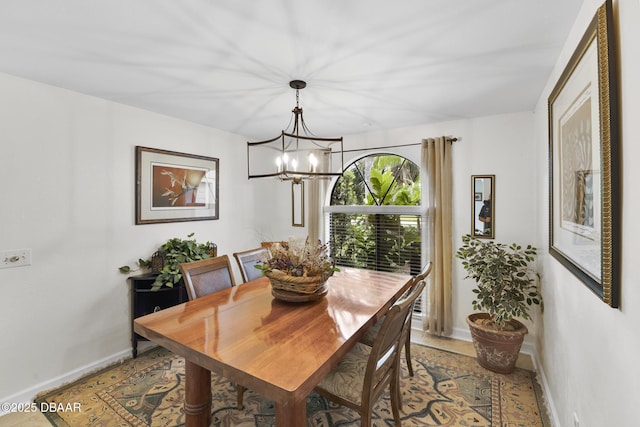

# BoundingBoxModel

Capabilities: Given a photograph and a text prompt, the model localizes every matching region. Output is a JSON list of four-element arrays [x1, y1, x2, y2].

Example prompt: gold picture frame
[[548, 0, 619, 307]]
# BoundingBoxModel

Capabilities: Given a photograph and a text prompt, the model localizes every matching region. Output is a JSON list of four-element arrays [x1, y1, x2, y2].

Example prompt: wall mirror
[[472, 175, 494, 239], [292, 180, 304, 227]]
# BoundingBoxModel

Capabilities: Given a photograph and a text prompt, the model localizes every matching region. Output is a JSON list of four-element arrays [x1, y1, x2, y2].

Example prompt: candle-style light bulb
[[308, 153, 318, 172], [282, 153, 289, 166], [275, 157, 282, 172], [291, 159, 298, 171]]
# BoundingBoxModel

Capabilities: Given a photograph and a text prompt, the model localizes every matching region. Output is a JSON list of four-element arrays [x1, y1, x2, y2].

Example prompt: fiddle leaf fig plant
[[455, 234, 542, 330]]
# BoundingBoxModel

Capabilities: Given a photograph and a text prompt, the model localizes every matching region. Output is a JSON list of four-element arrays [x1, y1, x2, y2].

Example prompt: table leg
[[275, 398, 306, 427], [184, 360, 212, 427]]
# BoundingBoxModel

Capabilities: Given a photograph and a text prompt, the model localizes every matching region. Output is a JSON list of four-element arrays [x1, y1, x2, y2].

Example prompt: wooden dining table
[[133, 267, 412, 427]]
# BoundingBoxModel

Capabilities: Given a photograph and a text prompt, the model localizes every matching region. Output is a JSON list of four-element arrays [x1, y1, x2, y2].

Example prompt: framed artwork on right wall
[[548, 0, 619, 308]]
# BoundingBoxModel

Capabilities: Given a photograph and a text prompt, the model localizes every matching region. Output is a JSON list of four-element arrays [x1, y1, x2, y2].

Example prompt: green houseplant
[[455, 234, 542, 373], [119, 233, 215, 290]]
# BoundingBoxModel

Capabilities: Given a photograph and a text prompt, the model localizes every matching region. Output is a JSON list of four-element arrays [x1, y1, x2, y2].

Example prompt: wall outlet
[[573, 412, 580, 427], [0, 249, 31, 269]]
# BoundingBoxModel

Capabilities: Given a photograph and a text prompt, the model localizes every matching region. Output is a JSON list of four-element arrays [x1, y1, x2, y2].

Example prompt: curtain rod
[[341, 137, 458, 154]]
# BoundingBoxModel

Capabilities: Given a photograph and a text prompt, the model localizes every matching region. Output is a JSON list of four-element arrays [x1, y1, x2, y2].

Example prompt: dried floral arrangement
[[257, 237, 339, 278]]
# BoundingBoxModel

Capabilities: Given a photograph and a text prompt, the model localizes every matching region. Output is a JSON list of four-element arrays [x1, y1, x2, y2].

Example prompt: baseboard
[[449, 325, 472, 343], [530, 354, 561, 427], [0, 347, 132, 417]]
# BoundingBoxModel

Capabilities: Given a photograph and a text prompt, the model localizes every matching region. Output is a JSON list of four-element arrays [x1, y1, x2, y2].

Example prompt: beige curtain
[[307, 179, 326, 244], [308, 149, 332, 244], [422, 137, 453, 336]]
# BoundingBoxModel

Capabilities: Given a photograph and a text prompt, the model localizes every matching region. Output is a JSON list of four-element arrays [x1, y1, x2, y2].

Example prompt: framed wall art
[[472, 175, 495, 239], [548, 0, 619, 307], [136, 146, 219, 224]]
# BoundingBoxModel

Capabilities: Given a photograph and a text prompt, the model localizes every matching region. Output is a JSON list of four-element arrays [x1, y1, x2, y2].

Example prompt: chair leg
[[361, 409, 371, 427], [405, 332, 414, 376], [394, 331, 412, 408], [236, 384, 245, 410], [395, 375, 402, 411], [390, 366, 402, 427]]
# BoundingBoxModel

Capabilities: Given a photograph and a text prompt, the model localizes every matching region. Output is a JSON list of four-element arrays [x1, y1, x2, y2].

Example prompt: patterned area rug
[[35, 344, 549, 426]]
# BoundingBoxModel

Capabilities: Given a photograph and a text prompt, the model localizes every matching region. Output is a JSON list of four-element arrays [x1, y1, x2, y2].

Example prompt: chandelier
[[247, 80, 344, 182]]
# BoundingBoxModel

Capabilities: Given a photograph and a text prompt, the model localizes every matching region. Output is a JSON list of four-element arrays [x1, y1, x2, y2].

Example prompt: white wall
[[533, 1, 640, 426], [249, 178, 309, 242], [0, 72, 268, 401]]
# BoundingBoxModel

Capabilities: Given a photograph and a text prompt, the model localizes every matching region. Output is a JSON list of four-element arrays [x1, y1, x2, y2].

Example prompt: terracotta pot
[[466, 313, 527, 374]]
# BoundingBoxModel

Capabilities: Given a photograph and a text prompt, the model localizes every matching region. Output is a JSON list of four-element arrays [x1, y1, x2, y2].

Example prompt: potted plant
[[455, 234, 542, 374], [119, 233, 215, 290]]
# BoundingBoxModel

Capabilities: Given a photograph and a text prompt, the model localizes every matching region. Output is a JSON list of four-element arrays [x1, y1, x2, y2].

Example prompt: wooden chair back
[[413, 261, 432, 284], [364, 279, 425, 419], [179, 255, 236, 300], [315, 277, 426, 426], [233, 247, 269, 283], [400, 261, 433, 376]]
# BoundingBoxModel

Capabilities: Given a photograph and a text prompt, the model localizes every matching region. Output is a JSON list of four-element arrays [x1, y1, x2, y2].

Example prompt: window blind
[[329, 212, 424, 312]]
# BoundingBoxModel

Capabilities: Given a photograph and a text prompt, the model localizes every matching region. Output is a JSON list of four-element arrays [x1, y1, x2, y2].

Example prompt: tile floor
[[0, 334, 534, 426]]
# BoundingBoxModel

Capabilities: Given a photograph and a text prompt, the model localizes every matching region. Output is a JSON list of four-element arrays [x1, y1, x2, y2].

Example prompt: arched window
[[326, 154, 423, 275]]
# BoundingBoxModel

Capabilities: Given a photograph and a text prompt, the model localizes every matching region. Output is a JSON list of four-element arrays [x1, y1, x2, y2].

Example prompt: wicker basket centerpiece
[[265, 269, 333, 294], [258, 238, 338, 302]]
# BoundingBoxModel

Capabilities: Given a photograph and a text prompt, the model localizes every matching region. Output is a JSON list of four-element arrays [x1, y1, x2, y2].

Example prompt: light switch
[[0, 249, 31, 269]]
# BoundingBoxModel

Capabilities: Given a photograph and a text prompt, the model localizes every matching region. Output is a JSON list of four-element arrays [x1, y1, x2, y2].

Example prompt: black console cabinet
[[128, 274, 188, 357]]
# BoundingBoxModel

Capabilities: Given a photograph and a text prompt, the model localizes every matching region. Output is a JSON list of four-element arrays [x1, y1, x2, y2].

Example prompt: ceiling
[[0, 0, 582, 140]]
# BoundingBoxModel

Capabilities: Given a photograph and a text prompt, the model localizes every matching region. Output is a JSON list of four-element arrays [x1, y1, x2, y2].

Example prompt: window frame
[[323, 152, 427, 314]]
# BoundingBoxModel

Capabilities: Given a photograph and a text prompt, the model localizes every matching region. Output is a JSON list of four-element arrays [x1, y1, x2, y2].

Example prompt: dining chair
[[233, 247, 269, 283], [359, 262, 432, 376], [179, 255, 237, 300], [314, 278, 426, 427], [179, 255, 246, 408]]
